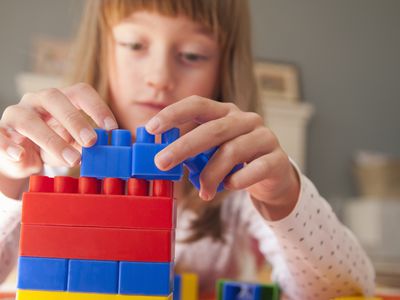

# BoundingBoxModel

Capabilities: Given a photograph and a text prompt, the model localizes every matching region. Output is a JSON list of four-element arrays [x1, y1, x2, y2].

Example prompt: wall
[[0, 0, 399, 200], [251, 0, 400, 199]]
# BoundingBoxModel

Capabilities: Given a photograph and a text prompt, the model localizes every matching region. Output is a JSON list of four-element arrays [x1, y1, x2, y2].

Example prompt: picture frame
[[254, 61, 300, 102]]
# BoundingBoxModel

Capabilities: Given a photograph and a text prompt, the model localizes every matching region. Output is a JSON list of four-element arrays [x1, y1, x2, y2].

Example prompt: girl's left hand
[[145, 96, 300, 219]]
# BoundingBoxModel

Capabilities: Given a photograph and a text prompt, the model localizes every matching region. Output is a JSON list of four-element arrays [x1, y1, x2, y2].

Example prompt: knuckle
[[43, 133, 62, 150], [246, 112, 264, 126], [40, 88, 61, 100], [74, 82, 94, 94], [64, 109, 84, 125], [211, 121, 229, 139], [218, 143, 238, 161], [224, 102, 239, 112], [20, 92, 35, 104]]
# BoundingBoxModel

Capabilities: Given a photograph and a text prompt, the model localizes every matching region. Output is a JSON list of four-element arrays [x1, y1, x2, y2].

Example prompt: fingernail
[[155, 151, 173, 169], [6, 146, 23, 161], [62, 147, 80, 166], [104, 117, 118, 131], [80, 128, 96, 146], [199, 190, 211, 201], [146, 117, 160, 132]]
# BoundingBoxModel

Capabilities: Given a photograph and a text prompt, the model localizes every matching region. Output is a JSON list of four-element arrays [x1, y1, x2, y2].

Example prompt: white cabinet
[[263, 99, 314, 172]]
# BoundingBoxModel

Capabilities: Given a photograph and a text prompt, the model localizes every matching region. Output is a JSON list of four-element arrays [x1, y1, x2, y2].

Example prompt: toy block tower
[[16, 127, 182, 300]]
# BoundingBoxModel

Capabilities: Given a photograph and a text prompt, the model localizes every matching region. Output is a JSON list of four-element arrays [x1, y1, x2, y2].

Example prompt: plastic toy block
[[22, 191, 174, 230], [67, 259, 118, 294], [332, 298, 382, 300], [153, 180, 174, 197], [127, 178, 149, 196], [16, 290, 173, 300], [29, 175, 54, 192], [20, 224, 174, 262], [131, 127, 183, 180], [217, 280, 279, 300], [173, 275, 181, 300], [180, 273, 198, 300], [81, 129, 132, 179], [17, 256, 68, 291], [119, 262, 172, 295], [184, 147, 243, 192], [173, 273, 198, 300]]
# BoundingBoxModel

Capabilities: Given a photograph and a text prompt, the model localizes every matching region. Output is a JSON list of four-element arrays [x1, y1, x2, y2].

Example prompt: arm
[[240, 166, 375, 300], [0, 195, 22, 283]]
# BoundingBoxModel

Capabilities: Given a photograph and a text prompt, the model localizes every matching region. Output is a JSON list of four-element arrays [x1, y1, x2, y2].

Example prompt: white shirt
[[0, 165, 375, 300]]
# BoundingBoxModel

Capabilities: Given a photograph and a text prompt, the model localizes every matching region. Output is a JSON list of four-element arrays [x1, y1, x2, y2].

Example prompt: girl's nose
[[145, 57, 175, 91]]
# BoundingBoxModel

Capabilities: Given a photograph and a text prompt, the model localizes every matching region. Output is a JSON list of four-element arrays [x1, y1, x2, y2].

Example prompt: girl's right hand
[[0, 83, 118, 179]]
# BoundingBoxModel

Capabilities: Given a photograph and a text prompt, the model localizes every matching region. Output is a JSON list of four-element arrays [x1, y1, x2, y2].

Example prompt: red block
[[20, 224, 174, 262], [22, 192, 174, 229]]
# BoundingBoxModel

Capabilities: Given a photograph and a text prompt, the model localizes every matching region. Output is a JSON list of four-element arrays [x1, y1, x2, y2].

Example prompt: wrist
[[251, 164, 300, 221]]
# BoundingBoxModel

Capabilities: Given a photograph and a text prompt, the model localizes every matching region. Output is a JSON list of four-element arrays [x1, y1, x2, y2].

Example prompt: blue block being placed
[[131, 127, 183, 180], [81, 129, 132, 179], [119, 261, 173, 295], [17, 256, 68, 291], [173, 274, 181, 300], [67, 259, 118, 294], [184, 147, 243, 192], [222, 282, 262, 300]]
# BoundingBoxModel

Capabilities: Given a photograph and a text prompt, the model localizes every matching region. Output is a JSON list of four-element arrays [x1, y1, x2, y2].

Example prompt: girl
[[0, 1, 374, 299]]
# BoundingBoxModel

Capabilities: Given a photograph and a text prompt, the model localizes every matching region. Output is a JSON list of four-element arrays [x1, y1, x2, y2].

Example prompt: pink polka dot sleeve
[[0, 195, 21, 283], [240, 163, 376, 300]]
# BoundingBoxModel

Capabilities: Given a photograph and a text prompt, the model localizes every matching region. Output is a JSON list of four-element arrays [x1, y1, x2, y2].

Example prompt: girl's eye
[[180, 52, 208, 63], [118, 42, 144, 51]]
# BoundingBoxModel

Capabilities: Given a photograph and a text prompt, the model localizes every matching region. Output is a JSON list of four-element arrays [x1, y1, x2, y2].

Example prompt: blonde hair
[[68, 0, 259, 241]]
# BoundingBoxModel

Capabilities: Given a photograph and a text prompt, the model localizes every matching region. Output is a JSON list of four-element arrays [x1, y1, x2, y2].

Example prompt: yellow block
[[181, 273, 198, 300], [17, 290, 172, 300]]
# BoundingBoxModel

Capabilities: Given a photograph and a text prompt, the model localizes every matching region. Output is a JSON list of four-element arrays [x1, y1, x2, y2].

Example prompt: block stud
[[136, 127, 155, 143], [111, 129, 132, 147], [152, 180, 173, 197], [127, 178, 149, 196], [94, 128, 108, 145], [79, 177, 101, 194], [29, 176, 54, 193], [54, 176, 79, 193], [103, 178, 125, 195], [161, 128, 179, 144]]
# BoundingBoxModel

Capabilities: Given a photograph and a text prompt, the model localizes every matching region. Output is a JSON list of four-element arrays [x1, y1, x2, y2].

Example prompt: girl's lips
[[134, 102, 167, 111]]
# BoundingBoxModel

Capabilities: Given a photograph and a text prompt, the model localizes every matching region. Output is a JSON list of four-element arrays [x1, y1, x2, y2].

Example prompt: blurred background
[[0, 0, 399, 292]]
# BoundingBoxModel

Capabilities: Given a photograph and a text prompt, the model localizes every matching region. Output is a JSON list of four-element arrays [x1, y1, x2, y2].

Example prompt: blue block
[[173, 274, 181, 300], [119, 261, 173, 295], [81, 129, 132, 179], [184, 147, 243, 192], [17, 256, 68, 291], [131, 127, 183, 180], [67, 259, 118, 294], [222, 282, 262, 300]]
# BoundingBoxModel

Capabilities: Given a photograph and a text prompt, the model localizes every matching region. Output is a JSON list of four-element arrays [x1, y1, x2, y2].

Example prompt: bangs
[[101, 0, 224, 42]]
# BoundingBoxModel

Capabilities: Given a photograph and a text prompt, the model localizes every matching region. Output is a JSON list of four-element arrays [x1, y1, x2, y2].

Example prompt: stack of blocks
[[16, 127, 183, 300]]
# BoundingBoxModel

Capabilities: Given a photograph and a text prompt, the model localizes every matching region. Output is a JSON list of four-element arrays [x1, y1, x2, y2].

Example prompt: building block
[[16, 290, 173, 300], [131, 127, 183, 180], [217, 280, 279, 300], [20, 224, 174, 262], [67, 259, 118, 294], [332, 298, 382, 300], [118, 262, 173, 295], [22, 178, 174, 230], [184, 147, 243, 192], [173, 275, 181, 300], [17, 256, 68, 291], [81, 129, 132, 179], [173, 273, 198, 300]]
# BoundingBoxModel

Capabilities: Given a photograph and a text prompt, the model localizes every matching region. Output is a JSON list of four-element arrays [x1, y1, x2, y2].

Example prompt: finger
[[0, 130, 25, 162], [3, 105, 81, 167], [46, 117, 74, 144], [145, 96, 238, 134], [198, 128, 276, 200], [20, 88, 97, 147], [224, 150, 287, 190], [0, 125, 25, 145], [61, 83, 118, 130], [154, 112, 260, 170]]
